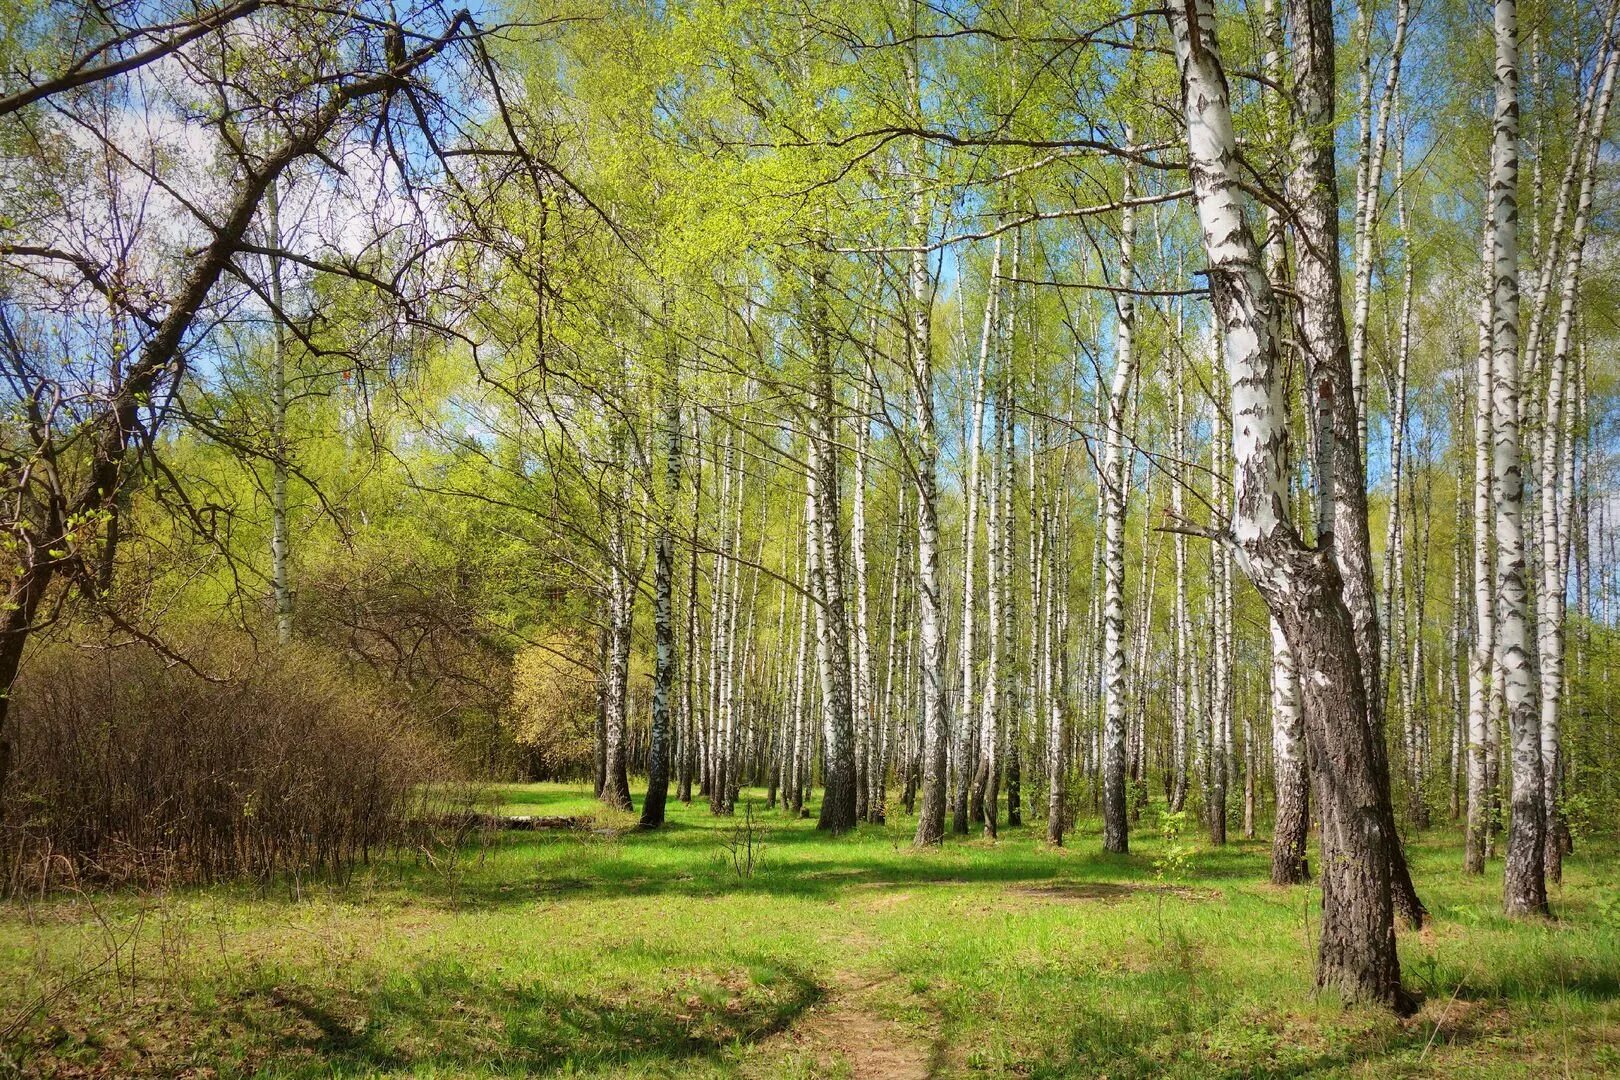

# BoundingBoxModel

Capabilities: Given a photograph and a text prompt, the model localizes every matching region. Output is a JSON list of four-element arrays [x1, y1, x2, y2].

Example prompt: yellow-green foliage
[[505, 632, 599, 778]]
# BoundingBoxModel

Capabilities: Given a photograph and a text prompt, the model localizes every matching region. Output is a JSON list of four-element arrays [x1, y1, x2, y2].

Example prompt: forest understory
[[2, 784, 1616, 1079], [4, 0, 1620, 1072]]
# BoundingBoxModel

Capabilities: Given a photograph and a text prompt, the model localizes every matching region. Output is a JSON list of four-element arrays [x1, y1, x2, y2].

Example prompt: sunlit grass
[[1, 784, 1616, 1077]]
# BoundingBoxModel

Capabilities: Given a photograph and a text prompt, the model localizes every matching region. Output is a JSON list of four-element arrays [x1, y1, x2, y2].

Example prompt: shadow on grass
[[232, 954, 821, 1078], [1030, 998, 1468, 1080]]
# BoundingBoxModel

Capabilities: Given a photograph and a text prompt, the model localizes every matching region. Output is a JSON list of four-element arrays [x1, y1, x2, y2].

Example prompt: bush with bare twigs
[[0, 638, 449, 894]]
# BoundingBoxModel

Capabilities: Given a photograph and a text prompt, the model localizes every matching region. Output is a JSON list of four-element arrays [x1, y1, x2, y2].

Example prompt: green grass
[[2, 787, 1617, 1077]]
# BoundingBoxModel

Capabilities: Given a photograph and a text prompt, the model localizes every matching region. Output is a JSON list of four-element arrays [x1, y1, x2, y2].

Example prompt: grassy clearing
[[1, 786, 1617, 1078]]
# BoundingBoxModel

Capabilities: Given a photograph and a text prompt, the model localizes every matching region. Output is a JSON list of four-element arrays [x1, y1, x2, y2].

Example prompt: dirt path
[[750, 967, 939, 1079]]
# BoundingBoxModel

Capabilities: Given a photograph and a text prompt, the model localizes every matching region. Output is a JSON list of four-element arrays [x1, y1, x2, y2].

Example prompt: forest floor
[[1, 785, 1618, 1078]]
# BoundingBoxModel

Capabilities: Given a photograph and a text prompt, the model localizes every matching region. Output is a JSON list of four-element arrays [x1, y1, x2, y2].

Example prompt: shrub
[[0, 638, 448, 893], [505, 632, 599, 782]]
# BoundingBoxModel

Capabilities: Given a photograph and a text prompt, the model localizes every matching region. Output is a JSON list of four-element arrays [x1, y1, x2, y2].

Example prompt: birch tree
[[1488, 0, 1548, 918], [1167, 0, 1409, 1009], [1101, 173, 1137, 855]]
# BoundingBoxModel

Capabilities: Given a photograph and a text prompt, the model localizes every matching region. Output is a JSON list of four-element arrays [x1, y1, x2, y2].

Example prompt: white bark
[[909, 171, 947, 846], [1537, 27, 1617, 881], [1489, 0, 1547, 916], [1170, 330, 1191, 813], [953, 237, 1000, 834], [1383, 126, 1415, 824], [1465, 211, 1494, 874], [1101, 172, 1136, 854], [1348, 0, 1411, 452], [852, 357, 876, 821], [265, 179, 292, 646], [1171, 0, 1405, 1006]]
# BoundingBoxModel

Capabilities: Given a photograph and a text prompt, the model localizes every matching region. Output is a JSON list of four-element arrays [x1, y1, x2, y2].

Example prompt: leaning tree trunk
[[1169, 0, 1408, 1011], [1537, 26, 1617, 883], [1488, 0, 1548, 918], [0, 64, 432, 801], [1347, 0, 1411, 459], [0, 564, 53, 796], [1284, 0, 1425, 927]]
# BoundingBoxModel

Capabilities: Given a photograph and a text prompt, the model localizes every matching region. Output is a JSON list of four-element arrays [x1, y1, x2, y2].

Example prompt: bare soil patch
[[751, 969, 938, 1079]]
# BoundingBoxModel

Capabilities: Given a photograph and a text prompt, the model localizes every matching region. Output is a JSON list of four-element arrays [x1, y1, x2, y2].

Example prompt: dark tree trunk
[[1170, 0, 1409, 1013], [1271, 740, 1312, 886], [600, 580, 634, 812], [807, 261, 858, 834], [0, 563, 53, 801], [1280, 551, 1407, 1009], [640, 317, 681, 828], [1284, 0, 1426, 931], [594, 621, 608, 798]]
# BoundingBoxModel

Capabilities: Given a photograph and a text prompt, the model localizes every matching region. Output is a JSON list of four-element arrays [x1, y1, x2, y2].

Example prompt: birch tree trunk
[[969, 397, 999, 833], [1449, 374, 1467, 822], [1169, 0, 1408, 1010], [1537, 27, 1617, 883], [852, 357, 879, 823], [1284, 0, 1425, 927], [602, 561, 635, 812], [909, 216, 948, 846], [1382, 132, 1414, 830], [1258, 0, 1307, 866], [1209, 395, 1230, 846], [1170, 319, 1191, 814], [721, 473, 746, 813], [680, 429, 702, 804], [709, 431, 738, 815], [601, 362, 637, 813], [1271, 615, 1310, 882], [954, 239, 999, 834], [790, 547, 811, 817], [1348, 0, 1410, 456], [974, 251, 1015, 829], [978, 377, 1010, 836], [1006, 370, 1025, 828], [641, 300, 681, 828], [1044, 502, 1064, 846], [1465, 215, 1495, 874], [1489, 0, 1548, 918], [807, 287, 859, 831], [1101, 176, 1137, 854], [265, 179, 293, 647], [878, 486, 909, 824]]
